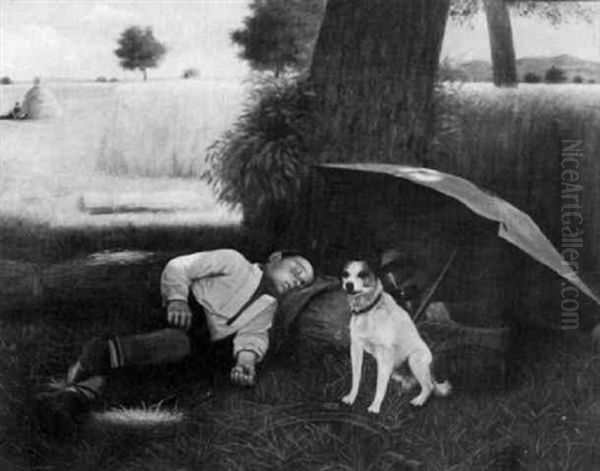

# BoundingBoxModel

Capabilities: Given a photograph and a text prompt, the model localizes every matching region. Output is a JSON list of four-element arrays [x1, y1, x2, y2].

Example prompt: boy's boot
[[34, 376, 104, 438], [67, 337, 111, 384]]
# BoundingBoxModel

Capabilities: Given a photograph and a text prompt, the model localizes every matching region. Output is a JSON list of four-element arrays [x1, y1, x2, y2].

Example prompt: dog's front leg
[[341, 340, 364, 406], [368, 351, 394, 414]]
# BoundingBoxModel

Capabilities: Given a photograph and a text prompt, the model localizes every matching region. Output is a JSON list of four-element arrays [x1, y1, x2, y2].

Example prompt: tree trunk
[[483, 0, 517, 87], [142, 68, 147, 81], [308, 0, 451, 166]]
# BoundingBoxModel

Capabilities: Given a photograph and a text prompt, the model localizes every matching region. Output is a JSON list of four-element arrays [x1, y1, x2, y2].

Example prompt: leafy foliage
[[572, 75, 583, 84], [182, 68, 200, 79], [114, 26, 166, 80], [203, 75, 316, 231], [545, 66, 567, 84], [1, 76, 12, 85], [523, 72, 541, 83], [513, 1, 596, 25], [449, 0, 596, 25], [231, 0, 325, 76]]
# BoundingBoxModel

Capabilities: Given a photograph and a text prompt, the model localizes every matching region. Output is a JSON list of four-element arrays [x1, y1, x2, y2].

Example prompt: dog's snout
[[345, 282, 354, 293]]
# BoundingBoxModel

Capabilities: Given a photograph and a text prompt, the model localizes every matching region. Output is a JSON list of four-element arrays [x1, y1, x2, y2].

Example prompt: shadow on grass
[[0, 215, 262, 265]]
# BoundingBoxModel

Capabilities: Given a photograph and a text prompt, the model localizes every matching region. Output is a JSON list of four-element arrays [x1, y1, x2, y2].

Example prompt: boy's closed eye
[[291, 263, 310, 286]]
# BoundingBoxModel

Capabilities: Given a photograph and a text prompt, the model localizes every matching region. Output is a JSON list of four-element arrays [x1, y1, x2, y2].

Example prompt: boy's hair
[[270, 249, 317, 278], [278, 249, 308, 260]]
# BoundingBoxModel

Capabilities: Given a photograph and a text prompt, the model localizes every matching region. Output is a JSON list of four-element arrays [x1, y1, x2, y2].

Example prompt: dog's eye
[[358, 271, 368, 278], [341, 271, 349, 278]]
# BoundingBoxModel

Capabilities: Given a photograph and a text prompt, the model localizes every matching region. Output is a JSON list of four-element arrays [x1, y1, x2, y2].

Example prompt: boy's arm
[[160, 249, 245, 304], [230, 303, 276, 386], [232, 303, 274, 361]]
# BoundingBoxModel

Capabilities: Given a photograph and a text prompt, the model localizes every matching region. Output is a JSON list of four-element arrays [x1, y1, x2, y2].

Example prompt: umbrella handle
[[413, 247, 458, 323]]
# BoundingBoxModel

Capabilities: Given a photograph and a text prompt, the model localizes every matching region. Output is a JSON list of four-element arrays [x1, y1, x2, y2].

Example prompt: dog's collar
[[351, 292, 383, 315]]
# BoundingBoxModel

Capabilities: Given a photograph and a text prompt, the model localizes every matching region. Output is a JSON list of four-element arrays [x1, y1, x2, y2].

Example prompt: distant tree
[[95, 76, 108, 83], [114, 26, 166, 81], [482, 0, 517, 87], [523, 72, 541, 83], [233, 0, 594, 87], [109, 78, 119, 83], [182, 68, 200, 79], [588, 79, 596, 84], [450, 1, 595, 88], [572, 75, 583, 84], [1, 76, 12, 85], [231, 0, 325, 76], [545, 66, 567, 84]]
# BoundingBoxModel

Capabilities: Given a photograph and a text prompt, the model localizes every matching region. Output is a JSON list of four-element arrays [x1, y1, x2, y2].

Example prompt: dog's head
[[341, 260, 379, 296]]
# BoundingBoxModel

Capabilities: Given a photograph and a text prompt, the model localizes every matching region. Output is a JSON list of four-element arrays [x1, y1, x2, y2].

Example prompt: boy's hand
[[230, 350, 257, 387], [167, 300, 192, 330]]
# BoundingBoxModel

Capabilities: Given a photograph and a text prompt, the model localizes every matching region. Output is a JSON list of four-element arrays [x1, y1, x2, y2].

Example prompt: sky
[[0, 0, 599, 81]]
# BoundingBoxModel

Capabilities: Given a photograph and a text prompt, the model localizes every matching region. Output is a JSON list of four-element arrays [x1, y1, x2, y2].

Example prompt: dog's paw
[[367, 403, 381, 414], [410, 396, 426, 407], [341, 394, 356, 406]]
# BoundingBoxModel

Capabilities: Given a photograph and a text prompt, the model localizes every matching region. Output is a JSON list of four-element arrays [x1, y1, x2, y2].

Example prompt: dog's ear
[[359, 252, 379, 273], [374, 264, 388, 279], [338, 259, 352, 275]]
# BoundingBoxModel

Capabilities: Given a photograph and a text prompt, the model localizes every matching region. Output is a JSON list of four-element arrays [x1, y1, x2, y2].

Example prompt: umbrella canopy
[[320, 163, 600, 307]]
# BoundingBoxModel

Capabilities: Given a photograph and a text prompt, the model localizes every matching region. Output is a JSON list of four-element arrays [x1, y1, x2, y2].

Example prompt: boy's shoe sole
[[33, 388, 90, 438], [66, 360, 89, 385]]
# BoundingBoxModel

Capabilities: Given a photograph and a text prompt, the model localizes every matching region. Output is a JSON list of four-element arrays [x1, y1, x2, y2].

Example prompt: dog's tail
[[434, 380, 452, 397]]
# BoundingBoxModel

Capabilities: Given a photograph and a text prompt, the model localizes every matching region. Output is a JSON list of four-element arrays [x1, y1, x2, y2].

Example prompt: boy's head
[[264, 251, 314, 296]]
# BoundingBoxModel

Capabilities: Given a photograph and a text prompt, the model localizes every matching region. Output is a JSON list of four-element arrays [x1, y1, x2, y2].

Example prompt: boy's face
[[265, 256, 314, 296]]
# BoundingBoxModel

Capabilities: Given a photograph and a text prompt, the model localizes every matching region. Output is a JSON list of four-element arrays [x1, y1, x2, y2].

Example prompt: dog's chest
[[349, 313, 399, 350]]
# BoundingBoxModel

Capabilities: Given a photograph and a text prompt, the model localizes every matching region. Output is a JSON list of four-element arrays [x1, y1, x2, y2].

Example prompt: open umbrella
[[319, 163, 599, 307]]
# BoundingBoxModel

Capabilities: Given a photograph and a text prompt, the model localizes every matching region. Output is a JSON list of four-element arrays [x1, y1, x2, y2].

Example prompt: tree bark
[[483, 0, 517, 87], [142, 68, 147, 81], [308, 0, 451, 166]]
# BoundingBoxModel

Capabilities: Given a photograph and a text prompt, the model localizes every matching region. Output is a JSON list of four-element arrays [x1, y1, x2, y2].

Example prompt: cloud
[[82, 4, 140, 27], [0, 24, 82, 79]]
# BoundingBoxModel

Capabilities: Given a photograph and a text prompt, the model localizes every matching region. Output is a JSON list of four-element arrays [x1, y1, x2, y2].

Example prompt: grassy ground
[[1, 293, 599, 470]]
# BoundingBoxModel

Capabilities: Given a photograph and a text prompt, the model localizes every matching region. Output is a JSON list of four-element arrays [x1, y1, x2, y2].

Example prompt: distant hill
[[458, 60, 493, 82], [456, 55, 600, 83]]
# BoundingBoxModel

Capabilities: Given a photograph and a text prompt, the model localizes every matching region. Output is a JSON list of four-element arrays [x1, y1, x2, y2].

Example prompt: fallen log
[[79, 191, 208, 215], [0, 251, 171, 316]]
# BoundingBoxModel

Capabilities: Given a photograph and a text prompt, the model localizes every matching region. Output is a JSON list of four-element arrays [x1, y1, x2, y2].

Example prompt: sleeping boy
[[35, 248, 314, 436]]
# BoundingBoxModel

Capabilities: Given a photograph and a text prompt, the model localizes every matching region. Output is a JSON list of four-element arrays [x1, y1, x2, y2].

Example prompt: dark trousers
[[109, 298, 233, 375]]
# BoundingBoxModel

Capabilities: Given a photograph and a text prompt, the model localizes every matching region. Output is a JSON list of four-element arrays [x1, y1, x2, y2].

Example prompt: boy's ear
[[268, 251, 283, 264]]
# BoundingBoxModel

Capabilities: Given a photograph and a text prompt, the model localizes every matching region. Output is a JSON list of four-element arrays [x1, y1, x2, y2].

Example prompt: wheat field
[[0, 79, 248, 227]]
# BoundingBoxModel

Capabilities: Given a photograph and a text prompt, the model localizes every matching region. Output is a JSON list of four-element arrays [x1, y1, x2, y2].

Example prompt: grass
[[1, 299, 599, 470], [95, 80, 249, 178], [434, 83, 600, 269]]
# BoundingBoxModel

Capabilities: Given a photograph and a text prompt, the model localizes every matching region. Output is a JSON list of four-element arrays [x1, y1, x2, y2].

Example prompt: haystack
[[22, 78, 61, 119]]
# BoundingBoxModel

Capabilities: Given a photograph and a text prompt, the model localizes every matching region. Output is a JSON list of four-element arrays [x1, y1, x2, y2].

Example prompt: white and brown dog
[[341, 260, 451, 414]]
